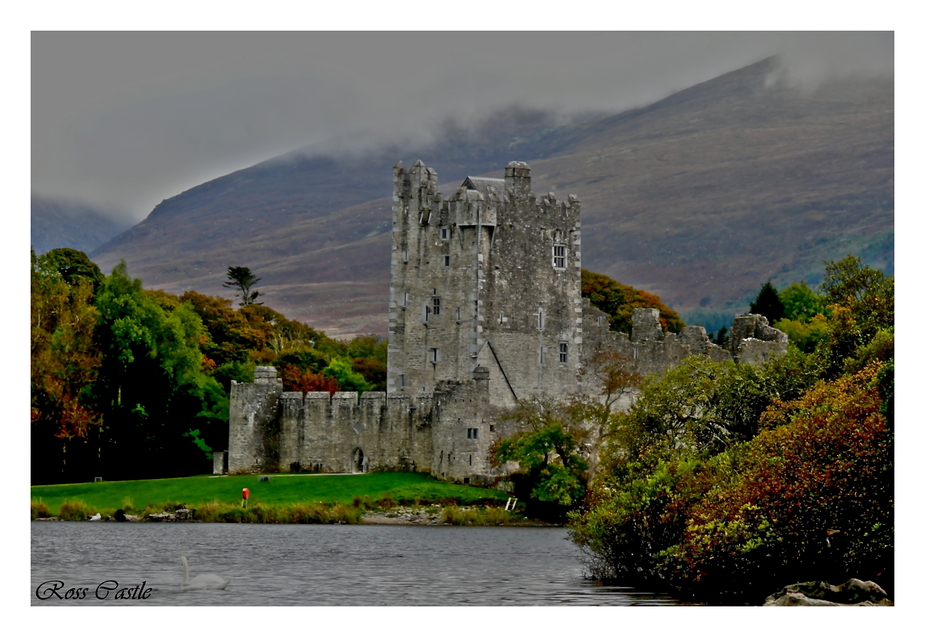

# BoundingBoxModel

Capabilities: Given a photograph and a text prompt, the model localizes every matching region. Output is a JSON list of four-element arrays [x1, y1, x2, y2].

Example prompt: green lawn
[[31, 472, 508, 517]]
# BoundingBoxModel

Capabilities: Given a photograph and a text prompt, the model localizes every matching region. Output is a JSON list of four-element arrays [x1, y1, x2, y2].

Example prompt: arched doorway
[[352, 447, 366, 473]]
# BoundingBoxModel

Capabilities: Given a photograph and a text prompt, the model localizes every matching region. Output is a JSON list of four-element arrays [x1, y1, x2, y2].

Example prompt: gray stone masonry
[[728, 313, 789, 364], [225, 161, 789, 481]]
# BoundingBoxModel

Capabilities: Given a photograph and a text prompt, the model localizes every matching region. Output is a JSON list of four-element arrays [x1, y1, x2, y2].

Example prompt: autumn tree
[[31, 249, 103, 483], [581, 269, 685, 334]]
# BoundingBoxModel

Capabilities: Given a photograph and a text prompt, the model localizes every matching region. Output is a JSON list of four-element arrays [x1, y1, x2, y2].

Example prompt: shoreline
[[33, 504, 559, 527]]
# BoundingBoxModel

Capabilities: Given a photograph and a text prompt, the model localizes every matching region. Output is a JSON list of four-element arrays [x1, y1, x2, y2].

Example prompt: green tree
[[749, 281, 785, 324], [223, 265, 263, 306], [817, 255, 894, 376], [322, 357, 370, 393], [491, 398, 589, 520], [92, 262, 224, 479], [34, 247, 104, 293], [778, 281, 826, 322]]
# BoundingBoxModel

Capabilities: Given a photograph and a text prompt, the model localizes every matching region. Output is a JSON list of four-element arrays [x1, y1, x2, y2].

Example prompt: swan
[[180, 556, 231, 591], [89, 513, 102, 521]]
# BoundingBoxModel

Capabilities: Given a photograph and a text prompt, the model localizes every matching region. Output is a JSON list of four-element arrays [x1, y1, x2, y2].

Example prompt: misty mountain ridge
[[89, 56, 893, 338], [31, 196, 135, 255]]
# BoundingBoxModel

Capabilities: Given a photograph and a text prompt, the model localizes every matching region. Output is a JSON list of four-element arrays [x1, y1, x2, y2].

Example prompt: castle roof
[[461, 176, 506, 203]]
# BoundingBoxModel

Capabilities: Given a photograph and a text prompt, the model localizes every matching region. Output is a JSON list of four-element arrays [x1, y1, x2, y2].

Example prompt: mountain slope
[[31, 197, 135, 255], [91, 57, 893, 337]]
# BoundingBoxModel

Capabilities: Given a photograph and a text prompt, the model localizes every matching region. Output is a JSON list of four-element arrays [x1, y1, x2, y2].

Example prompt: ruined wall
[[228, 366, 284, 473], [728, 313, 790, 364]]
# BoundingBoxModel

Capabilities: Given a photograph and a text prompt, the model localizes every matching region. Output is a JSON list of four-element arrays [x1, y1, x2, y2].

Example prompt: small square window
[[467, 427, 479, 439], [440, 227, 449, 240]]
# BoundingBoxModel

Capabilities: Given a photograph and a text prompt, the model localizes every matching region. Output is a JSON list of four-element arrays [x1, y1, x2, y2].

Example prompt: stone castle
[[221, 161, 787, 483]]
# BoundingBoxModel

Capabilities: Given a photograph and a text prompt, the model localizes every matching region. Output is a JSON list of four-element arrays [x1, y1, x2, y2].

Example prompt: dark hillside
[[91, 57, 892, 337]]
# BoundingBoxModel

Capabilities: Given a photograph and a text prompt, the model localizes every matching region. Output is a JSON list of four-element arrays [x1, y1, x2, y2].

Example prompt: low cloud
[[31, 32, 893, 222]]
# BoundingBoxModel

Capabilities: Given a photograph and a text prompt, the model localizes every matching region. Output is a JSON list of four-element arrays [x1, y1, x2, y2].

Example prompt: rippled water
[[31, 522, 679, 606]]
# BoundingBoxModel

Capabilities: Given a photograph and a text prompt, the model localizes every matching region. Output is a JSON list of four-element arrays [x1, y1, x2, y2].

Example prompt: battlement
[[394, 160, 579, 230]]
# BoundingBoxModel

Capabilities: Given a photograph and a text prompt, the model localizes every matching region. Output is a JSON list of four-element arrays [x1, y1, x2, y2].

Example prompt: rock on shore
[[763, 579, 892, 606]]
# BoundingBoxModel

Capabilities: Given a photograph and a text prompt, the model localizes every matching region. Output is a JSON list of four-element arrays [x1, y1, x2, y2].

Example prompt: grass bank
[[31, 472, 509, 521]]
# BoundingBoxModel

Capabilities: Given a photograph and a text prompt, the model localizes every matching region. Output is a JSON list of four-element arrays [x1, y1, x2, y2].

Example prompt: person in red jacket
[[241, 487, 250, 508]]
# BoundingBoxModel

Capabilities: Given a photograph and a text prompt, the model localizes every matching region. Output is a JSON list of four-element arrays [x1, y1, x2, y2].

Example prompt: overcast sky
[[31, 31, 893, 221]]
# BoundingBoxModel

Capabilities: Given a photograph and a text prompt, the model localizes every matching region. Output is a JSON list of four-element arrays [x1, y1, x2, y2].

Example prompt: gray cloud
[[31, 31, 893, 220]]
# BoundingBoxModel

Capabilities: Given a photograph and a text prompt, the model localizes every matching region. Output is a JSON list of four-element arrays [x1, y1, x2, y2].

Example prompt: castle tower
[[388, 160, 584, 406]]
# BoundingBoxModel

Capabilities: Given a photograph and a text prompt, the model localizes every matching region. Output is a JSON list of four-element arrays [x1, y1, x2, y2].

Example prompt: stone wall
[[228, 366, 283, 473], [728, 313, 790, 364]]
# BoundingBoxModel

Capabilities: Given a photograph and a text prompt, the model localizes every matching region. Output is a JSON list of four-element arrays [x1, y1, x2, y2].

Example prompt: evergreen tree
[[749, 281, 785, 324], [223, 266, 263, 306]]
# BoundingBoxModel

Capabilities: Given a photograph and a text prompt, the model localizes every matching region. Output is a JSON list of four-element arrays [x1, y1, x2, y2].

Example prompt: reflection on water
[[31, 522, 679, 606]]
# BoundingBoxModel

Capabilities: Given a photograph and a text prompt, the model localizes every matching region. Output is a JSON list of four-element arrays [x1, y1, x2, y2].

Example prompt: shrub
[[376, 495, 396, 510], [442, 505, 479, 525], [664, 362, 893, 602], [329, 503, 363, 524], [59, 499, 92, 521], [31, 498, 50, 519]]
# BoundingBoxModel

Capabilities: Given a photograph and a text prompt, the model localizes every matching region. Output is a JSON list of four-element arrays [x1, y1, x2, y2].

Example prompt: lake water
[[31, 521, 679, 606]]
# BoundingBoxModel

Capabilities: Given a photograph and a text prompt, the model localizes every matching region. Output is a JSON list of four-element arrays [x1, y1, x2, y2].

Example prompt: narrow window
[[467, 428, 479, 439], [432, 296, 441, 316], [537, 307, 545, 331], [443, 255, 451, 267], [455, 307, 461, 321], [398, 374, 406, 388], [424, 305, 431, 322], [538, 346, 547, 365], [559, 341, 569, 363], [440, 226, 449, 240], [553, 244, 566, 269], [402, 248, 409, 262], [401, 292, 409, 307], [428, 348, 440, 364]]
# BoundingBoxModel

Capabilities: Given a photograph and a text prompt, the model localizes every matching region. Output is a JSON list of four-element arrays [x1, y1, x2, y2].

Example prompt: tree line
[[31, 249, 386, 484]]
